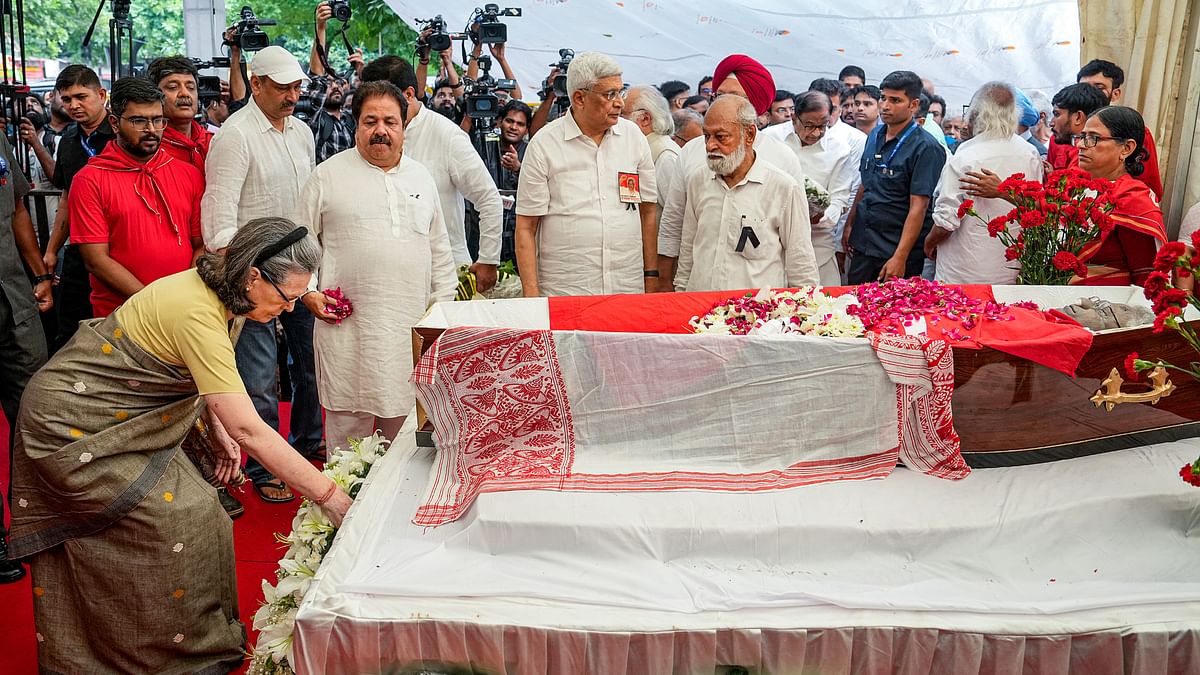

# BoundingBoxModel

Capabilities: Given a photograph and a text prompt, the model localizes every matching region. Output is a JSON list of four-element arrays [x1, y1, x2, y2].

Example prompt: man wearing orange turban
[[659, 54, 809, 288]]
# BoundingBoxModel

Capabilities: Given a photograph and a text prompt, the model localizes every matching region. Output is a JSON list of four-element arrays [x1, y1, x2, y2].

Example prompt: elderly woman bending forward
[[8, 217, 352, 674]]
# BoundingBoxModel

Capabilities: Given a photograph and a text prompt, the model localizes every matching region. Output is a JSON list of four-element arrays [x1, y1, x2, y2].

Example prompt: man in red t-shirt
[[69, 77, 204, 317], [1075, 59, 1163, 199], [147, 56, 213, 175]]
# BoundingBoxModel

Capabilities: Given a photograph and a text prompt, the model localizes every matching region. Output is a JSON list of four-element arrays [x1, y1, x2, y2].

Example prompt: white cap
[[250, 46, 309, 85]]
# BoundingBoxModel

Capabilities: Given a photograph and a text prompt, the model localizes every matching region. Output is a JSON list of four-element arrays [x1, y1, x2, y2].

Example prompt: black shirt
[[850, 120, 946, 261], [51, 120, 115, 192]]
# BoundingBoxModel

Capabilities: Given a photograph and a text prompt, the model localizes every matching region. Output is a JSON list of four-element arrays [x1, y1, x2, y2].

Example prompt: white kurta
[[202, 97, 315, 249], [659, 132, 805, 258], [516, 113, 657, 297], [294, 149, 457, 417], [931, 134, 1043, 284], [404, 107, 504, 265], [826, 120, 867, 254], [676, 158, 819, 292], [784, 131, 857, 285]]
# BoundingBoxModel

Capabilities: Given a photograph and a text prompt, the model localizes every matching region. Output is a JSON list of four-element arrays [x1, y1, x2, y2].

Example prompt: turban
[[1014, 88, 1041, 129], [712, 54, 776, 116]]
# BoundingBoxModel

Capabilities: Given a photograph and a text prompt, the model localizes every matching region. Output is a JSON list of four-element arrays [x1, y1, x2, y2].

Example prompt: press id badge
[[618, 172, 641, 204]]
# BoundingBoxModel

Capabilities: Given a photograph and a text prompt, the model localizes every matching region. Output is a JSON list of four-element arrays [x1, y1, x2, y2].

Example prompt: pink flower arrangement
[[324, 287, 354, 324]]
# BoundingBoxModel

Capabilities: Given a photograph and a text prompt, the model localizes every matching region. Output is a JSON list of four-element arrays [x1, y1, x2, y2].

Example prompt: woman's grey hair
[[967, 81, 1020, 140], [627, 85, 674, 136], [196, 217, 322, 315], [566, 52, 622, 100]]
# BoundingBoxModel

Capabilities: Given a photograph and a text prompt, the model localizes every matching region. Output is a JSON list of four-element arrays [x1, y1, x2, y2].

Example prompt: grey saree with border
[[9, 313, 246, 675]]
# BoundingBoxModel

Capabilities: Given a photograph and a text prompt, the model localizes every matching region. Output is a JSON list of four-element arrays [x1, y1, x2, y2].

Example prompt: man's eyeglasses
[[120, 116, 168, 131], [258, 268, 303, 305], [700, 88, 714, 96], [1072, 133, 1126, 148], [586, 85, 628, 102], [796, 120, 829, 133], [772, 106, 794, 115]]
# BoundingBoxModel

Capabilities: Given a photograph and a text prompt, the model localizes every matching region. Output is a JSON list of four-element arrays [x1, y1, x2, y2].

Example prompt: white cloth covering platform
[[293, 418, 1200, 674]]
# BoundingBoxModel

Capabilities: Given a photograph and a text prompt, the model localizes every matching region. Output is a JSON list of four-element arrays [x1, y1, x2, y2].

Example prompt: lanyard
[[871, 122, 917, 171], [80, 129, 102, 157]]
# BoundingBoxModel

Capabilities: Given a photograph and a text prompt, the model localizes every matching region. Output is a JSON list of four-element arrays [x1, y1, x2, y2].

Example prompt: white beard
[[706, 142, 747, 176]]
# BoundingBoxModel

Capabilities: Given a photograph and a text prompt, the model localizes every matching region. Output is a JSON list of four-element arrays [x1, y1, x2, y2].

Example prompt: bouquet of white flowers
[[247, 433, 391, 675], [690, 287, 865, 338], [804, 178, 831, 223]]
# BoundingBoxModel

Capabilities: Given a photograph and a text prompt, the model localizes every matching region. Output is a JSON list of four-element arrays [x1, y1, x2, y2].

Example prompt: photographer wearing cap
[[147, 56, 214, 174], [202, 46, 324, 502]]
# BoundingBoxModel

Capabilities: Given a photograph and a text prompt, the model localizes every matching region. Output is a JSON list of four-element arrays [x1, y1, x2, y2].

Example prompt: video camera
[[226, 5, 276, 52], [416, 15, 466, 53], [470, 3, 522, 45], [539, 48, 573, 100], [463, 54, 516, 121], [191, 57, 232, 105]]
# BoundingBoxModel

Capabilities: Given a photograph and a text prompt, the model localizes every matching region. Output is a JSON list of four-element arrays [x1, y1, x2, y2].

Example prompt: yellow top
[[115, 269, 247, 395]]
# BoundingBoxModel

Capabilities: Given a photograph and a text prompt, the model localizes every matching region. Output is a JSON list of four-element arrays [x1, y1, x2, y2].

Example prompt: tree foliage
[[20, 0, 417, 75]]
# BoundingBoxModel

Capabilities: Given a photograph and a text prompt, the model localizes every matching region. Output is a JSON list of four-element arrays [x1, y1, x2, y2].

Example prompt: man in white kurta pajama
[[783, 91, 858, 285], [297, 82, 456, 447]]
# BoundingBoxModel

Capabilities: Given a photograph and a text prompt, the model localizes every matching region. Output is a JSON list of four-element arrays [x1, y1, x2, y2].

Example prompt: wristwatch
[[643, 270, 659, 278], [32, 273, 54, 284]]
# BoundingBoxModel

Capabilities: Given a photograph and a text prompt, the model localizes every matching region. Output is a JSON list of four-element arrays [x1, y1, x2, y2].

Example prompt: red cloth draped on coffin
[[548, 285, 1093, 376]]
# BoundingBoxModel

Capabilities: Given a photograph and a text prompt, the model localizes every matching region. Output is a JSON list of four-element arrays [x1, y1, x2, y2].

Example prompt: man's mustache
[[175, 97, 194, 107], [369, 134, 391, 145]]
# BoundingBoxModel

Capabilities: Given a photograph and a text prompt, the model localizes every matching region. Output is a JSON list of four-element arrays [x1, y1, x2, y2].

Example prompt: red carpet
[[0, 405, 306, 674]]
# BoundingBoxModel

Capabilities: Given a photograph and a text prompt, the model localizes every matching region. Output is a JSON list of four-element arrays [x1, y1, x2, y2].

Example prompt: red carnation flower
[[957, 199, 975, 220], [1154, 241, 1188, 273], [987, 216, 1008, 237], [1181, 462, 1200, 488], [1142, 270, 1170, 299], [1123, 352, 1141, 381], [1190, 229, 1200, 252], [1052, 251, 1080, 272], [1020, 211, 1045, 229], [1004, 245, 1021, 261]]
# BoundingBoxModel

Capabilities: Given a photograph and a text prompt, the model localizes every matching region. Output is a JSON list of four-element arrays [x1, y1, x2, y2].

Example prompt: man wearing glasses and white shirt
[[516, 52, 659, 297], [779, 91, 858, 285], [201, 46, 321, 503]]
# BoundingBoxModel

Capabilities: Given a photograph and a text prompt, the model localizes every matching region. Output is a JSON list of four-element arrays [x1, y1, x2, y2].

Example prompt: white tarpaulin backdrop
[[381, 0, 1083, 110]]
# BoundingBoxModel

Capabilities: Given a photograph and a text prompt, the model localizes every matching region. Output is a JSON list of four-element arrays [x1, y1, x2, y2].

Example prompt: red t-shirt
[[68, 143, 204, 316]]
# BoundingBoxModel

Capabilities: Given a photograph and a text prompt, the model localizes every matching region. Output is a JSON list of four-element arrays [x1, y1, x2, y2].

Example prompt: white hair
[[566, 52, 622, 100], [713, 94, 758, 131], [627, 85, 673, 136], [967, 81, 1020, 140], [673, 108, 703, 135], [1027, 90, 1052, 123]]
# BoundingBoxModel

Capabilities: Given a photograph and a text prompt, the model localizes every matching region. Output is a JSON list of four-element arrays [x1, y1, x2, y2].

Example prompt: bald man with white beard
[[657, 55, 806, 289], [676, 96, 818, 292]]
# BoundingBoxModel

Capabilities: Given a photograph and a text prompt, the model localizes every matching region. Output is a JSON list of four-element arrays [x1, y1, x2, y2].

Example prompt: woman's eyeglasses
[[258, 269, 303, 305], [1071, 133, 1126, 148]]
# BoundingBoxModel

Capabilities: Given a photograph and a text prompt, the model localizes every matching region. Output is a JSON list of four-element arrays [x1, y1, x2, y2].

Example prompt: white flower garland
[[690, 287, 865, 338], [247, 432, 391, 675]]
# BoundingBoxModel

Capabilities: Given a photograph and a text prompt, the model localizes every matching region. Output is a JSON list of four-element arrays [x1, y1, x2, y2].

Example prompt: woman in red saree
[[1074, 106, 1166, 285]]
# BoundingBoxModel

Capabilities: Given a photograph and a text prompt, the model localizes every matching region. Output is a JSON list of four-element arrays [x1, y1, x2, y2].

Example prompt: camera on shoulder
[[226, 5, 277, 52]]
